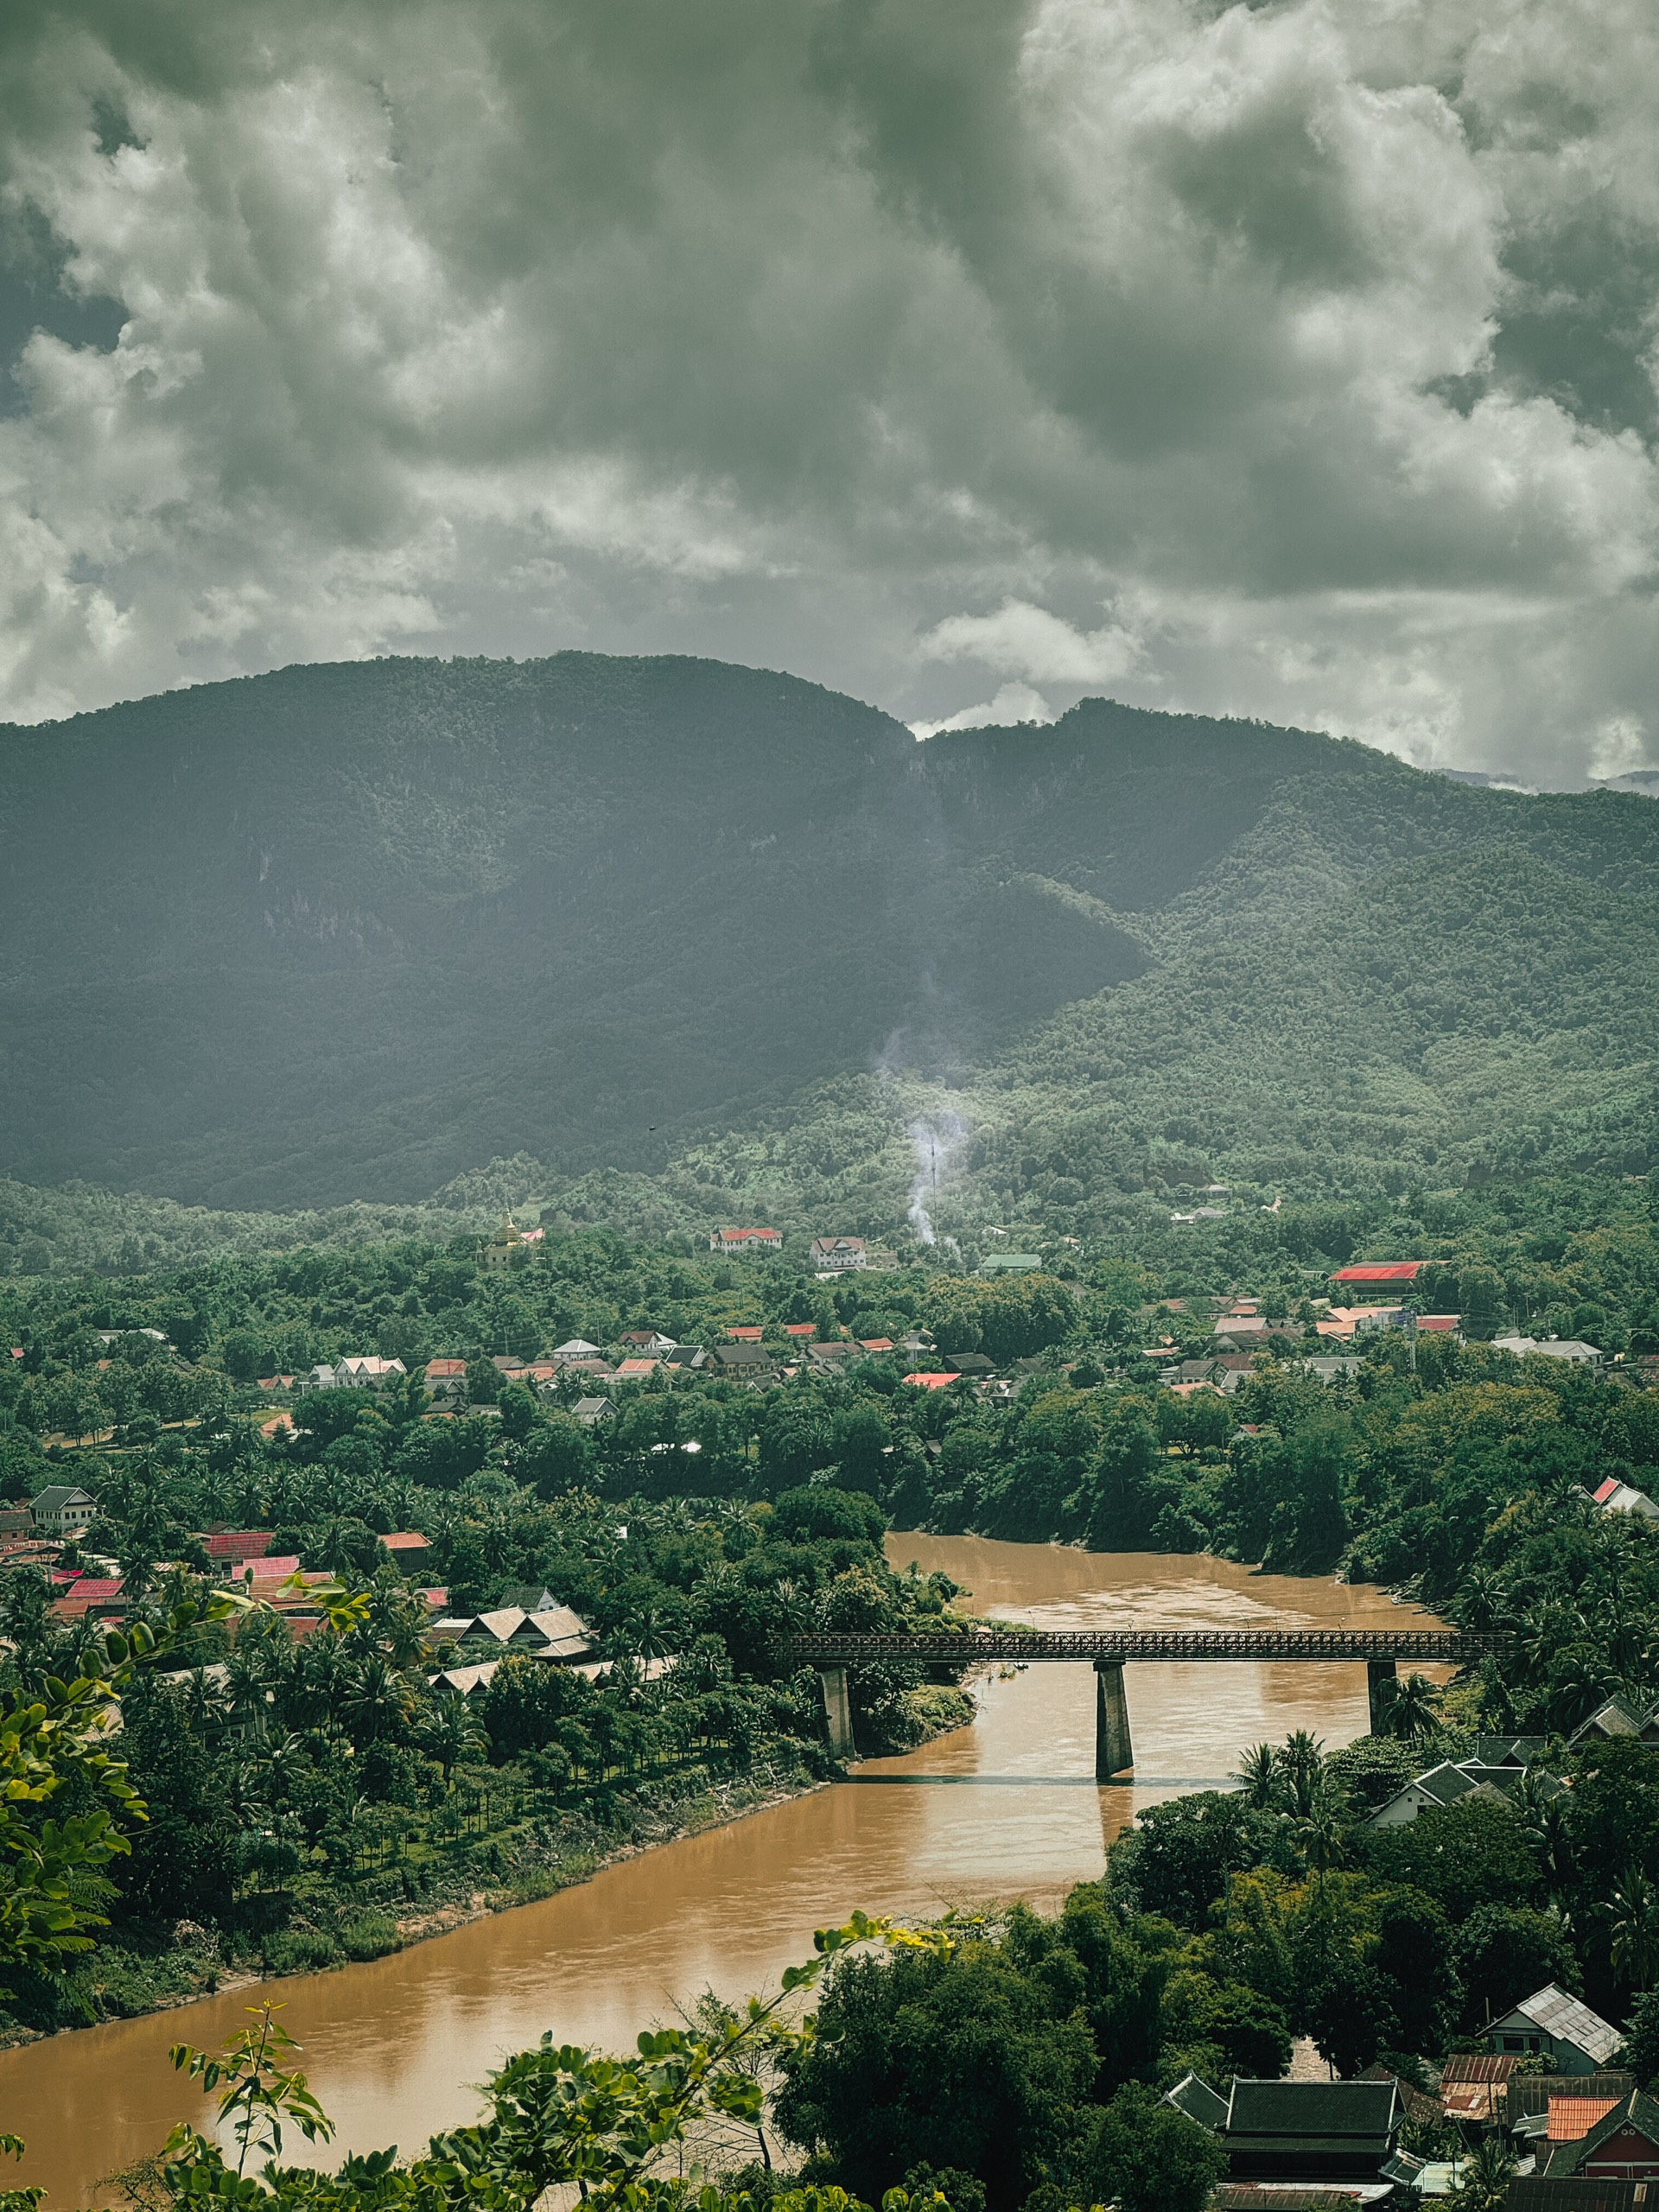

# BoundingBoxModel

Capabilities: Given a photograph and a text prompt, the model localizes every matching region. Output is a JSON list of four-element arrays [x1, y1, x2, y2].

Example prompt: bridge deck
[[791, 1629, 1502, 1664]]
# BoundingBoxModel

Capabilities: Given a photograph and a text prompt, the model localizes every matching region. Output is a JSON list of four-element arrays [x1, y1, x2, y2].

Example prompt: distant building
[[1487, 1985, 1623, 2074], [335, 1356, 407, 1387], [1496, 1335, 1604, 1365], [1330, 1262, 1424, 1289], [705, 1343, 776, 1381], [380, 1532, 432, 1567], [809, 1236, 867, 1270], [1536, 2089, 1659, 2183], [1593, 1476, 1659, 1522], [200, 1530, 277, 1565], [30, 1485, 98, 1537], [980, 1253, 1043, 1276], [903, 1372, 962, 1391], [1214, 2078, 1403, 2180], [571, 1396, 618, 1425], [1368, 1756, 1565, 1828], [425, 1357, 467, 1402], [480, 1213, 532, 1271], [1572, 1694, 1659, 1745], [709, 1228, 782, 1256]]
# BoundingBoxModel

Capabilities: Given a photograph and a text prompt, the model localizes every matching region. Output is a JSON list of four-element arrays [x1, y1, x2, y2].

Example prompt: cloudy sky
[[3, 0, 1657, 783]]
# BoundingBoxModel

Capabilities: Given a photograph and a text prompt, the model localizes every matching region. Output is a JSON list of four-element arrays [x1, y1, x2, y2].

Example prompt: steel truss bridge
[[792, 1629, 1509, 1777]]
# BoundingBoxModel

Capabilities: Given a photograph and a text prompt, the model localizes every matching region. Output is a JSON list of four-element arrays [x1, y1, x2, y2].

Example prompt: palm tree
[[1376, 1672, 1442, 1741], [1232, 1742, 1283, 1810], [1294, 1786, 1350, 1902], [1275, 1730, 1325, 1819], [1602, 1866, 1659, 1994], [338, 1653, 415, 1749], [1446, 2132, 1517, 2212], [422, 1697, 486, 1785]]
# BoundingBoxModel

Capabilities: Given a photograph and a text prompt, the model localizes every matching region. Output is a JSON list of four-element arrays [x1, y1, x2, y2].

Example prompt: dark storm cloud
[[2, 0, 1656, 780]]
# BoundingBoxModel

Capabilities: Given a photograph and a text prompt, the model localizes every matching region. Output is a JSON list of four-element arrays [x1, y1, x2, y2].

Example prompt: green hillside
[[1, 652, 1656, 1231]]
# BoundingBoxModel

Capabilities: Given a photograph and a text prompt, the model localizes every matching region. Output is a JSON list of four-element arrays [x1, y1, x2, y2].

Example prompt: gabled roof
[[203, 1529, 276, 1559], [1547, 2091, 1659, 2177], [31, 1484, 96, 1512], [1332, 1262, 1423, 1283], [1573, 1695, 1659, 1743], [1166, 2071, 1230, 2131], [1497, 1986, 1624, 2067], [1226, 2078, 1400, 2145]]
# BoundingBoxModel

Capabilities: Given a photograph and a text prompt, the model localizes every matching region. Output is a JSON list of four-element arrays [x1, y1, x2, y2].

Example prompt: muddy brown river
[[3, 1538, 1449, 2204]]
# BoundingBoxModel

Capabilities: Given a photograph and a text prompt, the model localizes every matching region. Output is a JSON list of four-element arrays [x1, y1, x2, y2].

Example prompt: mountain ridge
[[2, 651, 1656, 1213]]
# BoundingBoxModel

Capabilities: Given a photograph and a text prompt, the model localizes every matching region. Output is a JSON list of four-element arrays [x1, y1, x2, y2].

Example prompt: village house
[[198, 1529, 278, 1567], [337, 1356, 407, 1387], [1535, 2091, 1659, 2182], [614, 1357, 660, 1380], [1572, 1694, 1659, 1745], [1368, 1753, 1565, 1828], [428, 1603, 596, 1664], [705, 1343, 776, 1382], [1487, 1985, 1624, 2074], [380, 1532, 431, 1569], [1211, 2079, 1405, 2181], [1495, 1336, 1604, 1365], [809, 1236, 867, 1270], [979, 1252, 1043, 1275], [550, 1338, 605, 1362], [1592, 1476, 1659, 1522], [424, 1357, 467, 1402], [709, 1227, 782, 1257], [619, 1331, 677, 1353], [30, 1484, 98, 1537], [1330, 1262, 1425, 1292], [571, 1396, 618, 1425]]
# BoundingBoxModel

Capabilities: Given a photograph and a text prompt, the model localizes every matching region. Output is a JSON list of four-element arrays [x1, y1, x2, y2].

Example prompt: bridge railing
[[790, 1629, 1507, 1665]]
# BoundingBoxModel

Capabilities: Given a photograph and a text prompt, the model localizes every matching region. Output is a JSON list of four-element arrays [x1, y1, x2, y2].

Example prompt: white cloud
[[909, 680, 1056, 739], [0, 0, 1655, 783], [918, 601, 1146, 687]]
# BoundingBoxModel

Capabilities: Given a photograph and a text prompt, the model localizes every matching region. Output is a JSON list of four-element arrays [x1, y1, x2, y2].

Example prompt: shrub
[[337, 1910, 404, 1962]]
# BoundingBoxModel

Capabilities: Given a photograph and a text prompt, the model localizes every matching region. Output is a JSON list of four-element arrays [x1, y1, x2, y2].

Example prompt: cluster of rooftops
[[1165, 1985, 1642, 2209]]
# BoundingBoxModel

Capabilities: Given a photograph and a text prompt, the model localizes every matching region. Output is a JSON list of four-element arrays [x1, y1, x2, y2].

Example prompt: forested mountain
[[2, 652, 1656, 1218]]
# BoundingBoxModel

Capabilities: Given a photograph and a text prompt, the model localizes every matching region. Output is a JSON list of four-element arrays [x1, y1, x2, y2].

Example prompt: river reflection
[[2, 1539, 1446, 2204]]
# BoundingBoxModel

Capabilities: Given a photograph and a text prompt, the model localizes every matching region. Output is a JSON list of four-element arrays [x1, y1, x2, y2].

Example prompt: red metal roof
[[381, 1531, 430, 1550], [727, 1326, 765, 1341], [1332, 1262, 1424, 1282], [204, 1530, 276, 1559], [1551, 2099, 1622, 2142], [903, 1372, 961, 1389], [1595, 1478, 1623, 1503]]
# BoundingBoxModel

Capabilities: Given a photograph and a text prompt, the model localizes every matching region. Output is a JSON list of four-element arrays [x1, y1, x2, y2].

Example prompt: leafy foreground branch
[[111, 1917, 980, 2212]]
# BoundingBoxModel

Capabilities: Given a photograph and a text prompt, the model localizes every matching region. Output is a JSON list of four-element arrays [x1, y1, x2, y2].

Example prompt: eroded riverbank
[[0, 1539, 1451, 2206]]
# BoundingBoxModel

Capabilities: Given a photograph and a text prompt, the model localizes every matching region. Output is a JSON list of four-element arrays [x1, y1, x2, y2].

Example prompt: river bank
[[0, 1539, 1452, 2208], [0, 1757, 830, 2052], [0, 1679, 976, 2051]]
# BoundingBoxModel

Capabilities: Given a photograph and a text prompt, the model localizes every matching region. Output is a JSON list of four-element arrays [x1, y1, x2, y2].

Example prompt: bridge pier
[[820, 1666, 856, 1759], [1095, 1661, 1134, 1780], [1367, 1659, 1398, 1736]]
